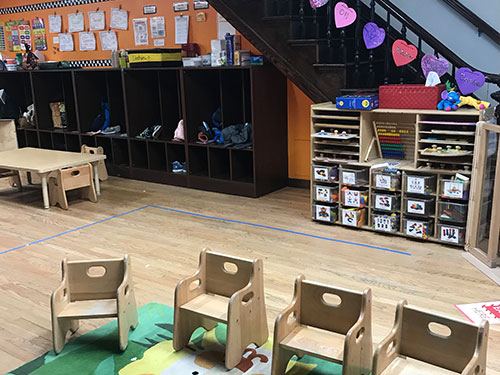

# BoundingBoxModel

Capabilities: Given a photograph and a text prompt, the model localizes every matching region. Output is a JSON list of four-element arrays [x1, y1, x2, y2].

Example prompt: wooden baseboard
[[287, 178, 310, 189]]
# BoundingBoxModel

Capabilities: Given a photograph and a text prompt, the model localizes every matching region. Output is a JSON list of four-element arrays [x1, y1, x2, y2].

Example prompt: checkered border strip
[[68, 59, 111, 68], [0, 0, 112, 15]]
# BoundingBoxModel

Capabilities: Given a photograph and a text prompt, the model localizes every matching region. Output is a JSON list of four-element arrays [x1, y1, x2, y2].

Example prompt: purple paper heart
[[455, 67, 485, 95], [309, 0, 329, 8], [363, 22, 385, 49], [421, 54, 449, 78]]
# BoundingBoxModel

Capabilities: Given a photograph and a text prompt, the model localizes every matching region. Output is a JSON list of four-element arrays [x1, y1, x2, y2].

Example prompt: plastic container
[[404, 196, 435, 216], [371, 212, 400, 233], [440, 178, 470, 199], [312, 165, 338, 183], [372, 171, 401, 191], [314, 185, 338, 203], [438, 201, 468, 223], [372, 192, 401, 211], [313, 204, 337, 223], [403, 218, 433, 239], [341, 168, 369, 186], [404, 174, 436, 195], [437, 223, 465, 244], [379, 84, 446, 109], [340, 207, 366, 227], [341, 186, 369, 208]]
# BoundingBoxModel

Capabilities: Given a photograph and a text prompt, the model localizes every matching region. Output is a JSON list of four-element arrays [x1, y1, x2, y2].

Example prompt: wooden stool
[[49, 164, 97, 210], [0, 119, 22, 191], [173, 248, 268, 369], [272, 275, 372, 375], [50, 255, 138, 354], [373, 300, 489, 375], [81, 144, 108, 181]]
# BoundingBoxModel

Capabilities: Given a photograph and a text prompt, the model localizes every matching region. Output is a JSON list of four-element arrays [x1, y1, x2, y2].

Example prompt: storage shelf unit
[[4, 66, 286, 197], [310, 103, 482, 247]]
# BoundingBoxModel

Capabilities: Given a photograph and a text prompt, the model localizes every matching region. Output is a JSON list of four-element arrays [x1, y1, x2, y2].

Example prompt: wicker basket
[[379, 84, 446, 110]]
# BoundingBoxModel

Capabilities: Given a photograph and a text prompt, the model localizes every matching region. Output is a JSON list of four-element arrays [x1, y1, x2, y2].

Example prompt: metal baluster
[[326, 0, 334, 63], [353, 0, 362, 86], [312, 8, 319, 39], [367, 0, 376, 86], [288, 0, 294, 15], [299, 0, 306, 39], [418, 38, 424, 79], [383, 13, 391, 84], [399, 24, 407, 84]]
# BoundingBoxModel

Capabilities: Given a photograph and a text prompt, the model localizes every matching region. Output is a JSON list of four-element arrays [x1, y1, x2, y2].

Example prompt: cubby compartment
[[148, 141, 167, 171], [39, 131, 52, 149], [52, 132, 66, 151], [437, 223, 466, 245], [158, 70, 182, 140], [372, 212, 400, 233], [372, 192, 401, 211], [0, 71, 33, 116], [440, 178, 470, 199], [16, 130, 26, 148], [372, 170, 401, 191], [26, 130, 39, 147], [314, 184, 338, 203], [404, 196, 435, 216], [438, 201, 468, 223], [130, 140, 148, 169], [96, 137, 113, 164], [231, 150, 254, 183], [209, 148, 230, 180], [221, 69, 247, 126], [313, 203, 338, 223], [341, 186, 368, 208], [340, 167, 369, 186], [340, 207, 366, 227], [404, 174, 436, 195], [73, 70, 109, 133], [188, 146, 209, 176], [81, 135, 96, 147], [66, 134, 80, 152], [167, 143, 186, 173], [106, 70, 126, 133], [403, 218, 433, 239], [312, 164, 338, 183], [112, 138, 130, 166]]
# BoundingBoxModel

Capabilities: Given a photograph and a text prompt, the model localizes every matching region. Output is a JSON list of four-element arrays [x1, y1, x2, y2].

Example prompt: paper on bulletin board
[[110, 8, 128, 30], [150, 16, 165, 38], [58, 33, 74, 51], [217, 13, 235, 39], [18, 20, 31, 50], [133, 18, 148, 46], [175, 15, 189, 44], [5, 21, 20, 52], [68, 12, 84, 33], [32, 18, 47, 51], [79, 31, 96, 51], [0, 23, 6, 51], [99, 30, 118, 51], [48, 14, 61, 33], [154, 39, 165, 47], [88, 10, 105, 31]]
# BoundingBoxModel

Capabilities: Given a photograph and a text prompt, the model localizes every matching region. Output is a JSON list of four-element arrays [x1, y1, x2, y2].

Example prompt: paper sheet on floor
[[456, 301, 500, 324]]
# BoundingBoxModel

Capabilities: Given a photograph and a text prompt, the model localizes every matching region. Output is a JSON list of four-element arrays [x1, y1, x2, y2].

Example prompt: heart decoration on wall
[[455, 67, 485, 95], [310, 0, 329, 8], [363, 22, 385, 49], [392, 39, 417, 67], [334, 2, 357, 28], [421, 54, 449, 78]]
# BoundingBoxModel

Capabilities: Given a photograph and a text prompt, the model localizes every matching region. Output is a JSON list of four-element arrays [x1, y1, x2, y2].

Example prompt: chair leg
[[271, 347, 294, 375], [52, 317, 77, 354], [173, 311, 205, 351], [225, 325, 246, 369], [118, 316, 131, 351]]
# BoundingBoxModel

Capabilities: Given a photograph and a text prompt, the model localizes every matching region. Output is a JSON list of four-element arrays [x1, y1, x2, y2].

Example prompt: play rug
[[7, 302, 342, 375]]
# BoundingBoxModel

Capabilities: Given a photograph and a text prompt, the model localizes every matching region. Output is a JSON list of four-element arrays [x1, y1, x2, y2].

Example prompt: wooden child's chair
[[81, 144, 108, 181], [373, 300, 489, 375], [0, 119, 22, 190], [49, 163, 97, 209], [272, 275, 373, 375], [173, 248, 268, 369], [50, 255, 138, 354]]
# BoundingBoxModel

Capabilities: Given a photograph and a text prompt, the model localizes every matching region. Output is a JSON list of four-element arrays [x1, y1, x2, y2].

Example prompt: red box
[[379, 84, 446, 110]]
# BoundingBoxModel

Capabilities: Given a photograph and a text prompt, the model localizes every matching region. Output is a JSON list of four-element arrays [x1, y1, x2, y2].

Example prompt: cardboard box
[[336, 95, 379, 110], [211, 50, 226, 66], [211, 39, 226, 52]]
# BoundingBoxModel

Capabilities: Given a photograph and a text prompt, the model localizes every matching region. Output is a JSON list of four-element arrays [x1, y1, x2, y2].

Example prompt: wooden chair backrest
[[0, 119, 17, 152], [400, 306, 478, 372], [81, 144, 103, 155], [65, 257, 126, 301], [203, 250, 255, 298], [59, 164, 93, 191], [299, 279, 362, 335]]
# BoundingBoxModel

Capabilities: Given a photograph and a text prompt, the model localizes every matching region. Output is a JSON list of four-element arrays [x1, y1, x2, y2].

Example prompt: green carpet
[[7, 302, 342, 375]]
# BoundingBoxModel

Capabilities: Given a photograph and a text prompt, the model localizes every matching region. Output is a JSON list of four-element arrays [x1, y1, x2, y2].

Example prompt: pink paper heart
[[334, 2, 357, 28], [310, 0, 329, 9], [392, 39, 417, 67]]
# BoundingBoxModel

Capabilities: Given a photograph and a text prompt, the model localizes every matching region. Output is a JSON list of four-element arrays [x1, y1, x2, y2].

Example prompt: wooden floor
[[0, 176, 499, 374]]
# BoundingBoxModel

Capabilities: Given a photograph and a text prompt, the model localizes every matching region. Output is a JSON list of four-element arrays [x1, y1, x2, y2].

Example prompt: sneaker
[[152, 125, 163, 139], [102, 125, 121, 135], [172, 161, 184, 173], [136, 126, 153, 139]]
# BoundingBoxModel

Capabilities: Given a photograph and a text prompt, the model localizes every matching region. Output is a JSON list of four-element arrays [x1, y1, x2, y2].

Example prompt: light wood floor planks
[[0, 176, 499, 374]]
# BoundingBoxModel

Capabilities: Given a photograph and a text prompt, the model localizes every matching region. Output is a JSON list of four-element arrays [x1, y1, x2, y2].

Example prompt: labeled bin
[[314, 185, 338, 203], [340, 207, 366, 227], [312, 165, 338, 183], [437, 223, 465, 244], [404, 174, 436, 195], [404, 196, 435, 216], [440, 178, 470, 199], [313, 204, 337, 223], [403, 218, 433, 239], [341, 186, 369, 208], [372, 192, 401, 211], [341, 168, 369, 186], [438, 201, 468, 223], [372, 212, 400, 233], [372, 170, 401, 191]]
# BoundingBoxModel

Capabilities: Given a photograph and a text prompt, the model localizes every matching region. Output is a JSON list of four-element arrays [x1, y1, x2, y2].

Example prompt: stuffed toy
[[437, 90, 461, 111], [458, 96, 490, 110]]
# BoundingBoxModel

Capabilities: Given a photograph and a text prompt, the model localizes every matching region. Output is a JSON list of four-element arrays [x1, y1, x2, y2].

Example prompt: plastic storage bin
[[437, 223, 465, 244], [312, 165, 338, 183], [440, 178, 470, 199], [404, 196, 435, 216], [372, 171, 401, 191], [340, 207, 366, 227], [341, 168, 369, 186], [372, 192, 401, 211], [403, 218, 433, 239], [314, 185, 338, 203], [438, 201, 468, 223], [371, 212, 400, 233], [341, 187, 369, 208], [404, 174, 436, 195], [313, 204, 337, 223]]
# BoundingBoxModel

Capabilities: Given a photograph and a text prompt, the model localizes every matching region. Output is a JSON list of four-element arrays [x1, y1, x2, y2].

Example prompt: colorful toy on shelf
[[458, 96, 490, 110], [437, 90, 461, 111], [312, 129, 357, 140], [341, 186, 368, 207], [420, 144, 472, 157]]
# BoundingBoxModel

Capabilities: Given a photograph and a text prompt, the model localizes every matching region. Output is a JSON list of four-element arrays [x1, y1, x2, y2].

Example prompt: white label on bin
[[315, 186, 331, 202], [376, 174, 391, 189], [314, 167, 329, 182], [407, 199, 425, 215], [443, 181, 464, 198], [375, 195, 392, 210], [441, 226, 459, 243], [407, 176, 425, 194], [342, 171, 356, 185], [342, 209, 358, 226], [374, 216, 392, 231], [315, 205, 332, 222], [344, 190, 361, 207], [406, 220, 425, 238]]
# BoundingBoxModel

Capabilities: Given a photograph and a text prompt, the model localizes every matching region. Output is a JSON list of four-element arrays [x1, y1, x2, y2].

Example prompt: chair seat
[[180, 294, 229, 323], [58, 299, 118, 319], [380, 356, 459, 375], [280, 325, 345, 363]]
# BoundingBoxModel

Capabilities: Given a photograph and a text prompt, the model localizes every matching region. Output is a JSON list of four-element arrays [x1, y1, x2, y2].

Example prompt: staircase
[[208, 0, 500, 105]]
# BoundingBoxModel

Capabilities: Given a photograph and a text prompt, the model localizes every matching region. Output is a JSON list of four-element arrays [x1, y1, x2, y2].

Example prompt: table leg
[[93, 163, 101, 196], [27, 171, 33, 185], [39, 173, 49, 209]]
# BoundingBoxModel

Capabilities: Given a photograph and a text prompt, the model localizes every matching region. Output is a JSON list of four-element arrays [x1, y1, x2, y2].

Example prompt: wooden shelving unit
[[3, 65, 287, 198]]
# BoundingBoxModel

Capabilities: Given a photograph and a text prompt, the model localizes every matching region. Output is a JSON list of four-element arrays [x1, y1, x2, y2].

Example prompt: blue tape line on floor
[[1, 204, 411, 256]]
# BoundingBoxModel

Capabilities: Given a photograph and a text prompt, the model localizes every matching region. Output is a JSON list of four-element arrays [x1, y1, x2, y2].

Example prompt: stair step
[[289, 37, 355, 46], [313, 63, 346, 69], [262, 15, 327, 23]]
